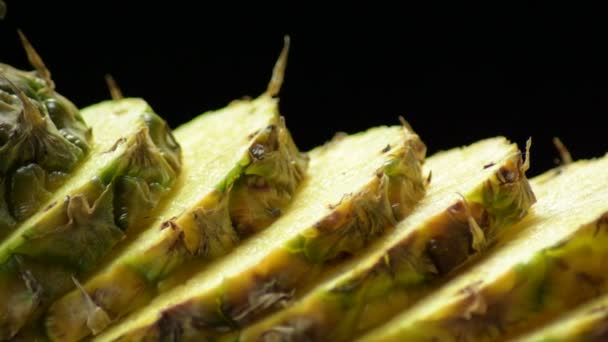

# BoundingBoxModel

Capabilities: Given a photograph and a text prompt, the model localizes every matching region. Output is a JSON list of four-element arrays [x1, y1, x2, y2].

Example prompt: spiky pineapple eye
[[498, 166, 516, 183]]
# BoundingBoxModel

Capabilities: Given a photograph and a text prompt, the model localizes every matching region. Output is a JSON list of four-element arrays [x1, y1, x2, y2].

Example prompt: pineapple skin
[[103, 128, 427, 342], [0, 64, 92, 240], [238, 147, 535, 342], [516, 295, 608, 342], [45, 99, 308, 342], [0, 100, 181, 340], [359, 211, 608, 342]]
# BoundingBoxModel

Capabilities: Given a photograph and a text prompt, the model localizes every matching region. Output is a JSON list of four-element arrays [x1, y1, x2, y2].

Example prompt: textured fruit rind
[[360, 212, 608, 342], [45, 98, 308, 342], [516, 295, 608, 342], [102, 127, 426, 342], [239, 145, 535, 342], [0, 99, 181, 340], [0, 64, 92, 240]]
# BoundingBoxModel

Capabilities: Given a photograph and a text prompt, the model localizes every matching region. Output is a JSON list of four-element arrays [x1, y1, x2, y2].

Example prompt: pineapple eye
[[250, 143, 266, 160]]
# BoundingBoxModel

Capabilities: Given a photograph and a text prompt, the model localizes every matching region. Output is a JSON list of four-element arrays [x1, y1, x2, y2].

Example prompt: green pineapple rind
[[0, 64, 92, 240], [515, 294, 608, 342], [0, 99, 181, 340], [358, 157, 608, 342], [360, 214, 608, 342], [45, 98, 308, 342], [102, 126, 427, 342], [239, 140, 535, 342]]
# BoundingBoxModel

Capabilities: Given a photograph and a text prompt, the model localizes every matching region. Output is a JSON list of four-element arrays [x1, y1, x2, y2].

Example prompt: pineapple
[[238, 137, 536, 342], [45, 38, 308, 342], [0, 98, 181, 339], [0, 33, 92, 240], [358, 154, 608, 342], [515, 294, 608, 342], [94, 121, 427, 342]]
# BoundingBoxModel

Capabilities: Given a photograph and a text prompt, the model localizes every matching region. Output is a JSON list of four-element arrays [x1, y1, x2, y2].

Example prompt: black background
[[1, 2, 606, 176]]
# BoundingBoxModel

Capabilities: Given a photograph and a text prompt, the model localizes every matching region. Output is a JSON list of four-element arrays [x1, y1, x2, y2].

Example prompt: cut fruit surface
[[45, 93, 308, 341], [359, 154, 608, 342], [238, 137, 535, 342], [94, 123, 427, 342], [515, 294, 608, 342], [0, 98, 181, 340]]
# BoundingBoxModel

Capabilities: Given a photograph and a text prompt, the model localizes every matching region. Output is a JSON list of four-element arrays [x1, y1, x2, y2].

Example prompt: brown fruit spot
[[498, 166, 516, 184], [103, 137, 126, 153], [160, 217, 178, 230], [43, 201, 57, 212]]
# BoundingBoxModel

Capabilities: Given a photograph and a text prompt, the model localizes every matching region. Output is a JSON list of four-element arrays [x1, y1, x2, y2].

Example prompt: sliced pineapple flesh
[[0, 98, 181, 340], [94, 124, 427, 342], [239, 137, 536, 342], [45, 94, 307, 342], [359, 154, 608, 342], [515, 294, 608, 342]]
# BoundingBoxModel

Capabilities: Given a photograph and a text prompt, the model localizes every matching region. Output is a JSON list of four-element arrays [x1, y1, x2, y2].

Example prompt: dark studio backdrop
[[1, 2, 607, 177]]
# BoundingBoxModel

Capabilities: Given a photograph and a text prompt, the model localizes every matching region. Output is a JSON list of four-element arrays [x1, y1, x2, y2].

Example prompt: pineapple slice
[[94, 123, 427, 342], [0, 98, 181, 340], [515, 294, 608, 342], [239, 137, 535, 342], [359, 154, 608, 342], [0, 34, 92, 240], [45, 40, 308, 342]]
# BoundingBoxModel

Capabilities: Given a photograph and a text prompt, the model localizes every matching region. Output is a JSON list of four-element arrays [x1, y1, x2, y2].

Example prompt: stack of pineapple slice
[[0, 34, 607, 342], [45, 41, 309, 342], [359, 155, 608, 342], [237, 137, 535, 342], [0, 35, 182, 340]]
